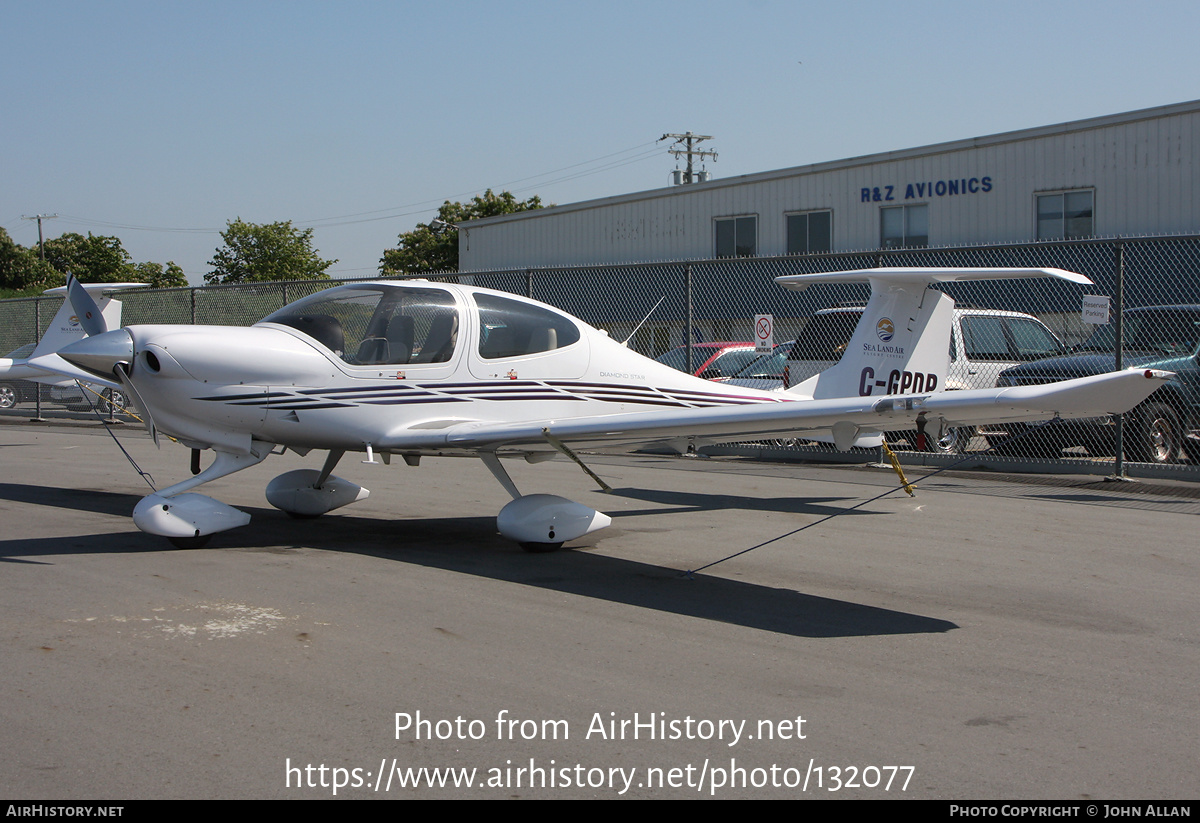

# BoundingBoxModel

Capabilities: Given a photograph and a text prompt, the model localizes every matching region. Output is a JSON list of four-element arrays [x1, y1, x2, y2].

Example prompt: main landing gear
[[481, 453, 611, 552]]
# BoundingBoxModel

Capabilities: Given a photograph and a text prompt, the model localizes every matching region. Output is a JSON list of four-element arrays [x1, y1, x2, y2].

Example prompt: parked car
[[0, 380, 39, 409], [654, 342, 762, 380], [0, 344, 41, 409], [989, 305, 1200, 463], [49, 382, 129, 415], [719, 340, 795, 391], [783, 305, 1069, 452]]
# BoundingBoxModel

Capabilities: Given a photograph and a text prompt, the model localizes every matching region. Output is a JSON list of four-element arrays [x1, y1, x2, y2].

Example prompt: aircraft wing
[[378, 368, 1172, 453]]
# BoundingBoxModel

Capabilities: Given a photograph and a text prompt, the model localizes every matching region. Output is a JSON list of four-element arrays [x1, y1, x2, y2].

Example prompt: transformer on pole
[[662, 133, 716, 185]]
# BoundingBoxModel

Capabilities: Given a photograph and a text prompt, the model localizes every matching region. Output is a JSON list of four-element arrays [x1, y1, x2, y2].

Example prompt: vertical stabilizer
[[774, 267, 1092, 449], [777, 267, 1091, 402], [30, 282, 142, 360], [794, 277, 954, 402]]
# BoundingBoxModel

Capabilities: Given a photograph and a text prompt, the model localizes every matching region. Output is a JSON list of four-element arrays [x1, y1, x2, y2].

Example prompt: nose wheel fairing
[[131, 447, 271, 541], [133, 492, 252, 541]]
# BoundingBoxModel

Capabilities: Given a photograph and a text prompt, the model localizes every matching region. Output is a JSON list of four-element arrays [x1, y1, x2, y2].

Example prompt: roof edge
[[463, 99, 1200, 229]]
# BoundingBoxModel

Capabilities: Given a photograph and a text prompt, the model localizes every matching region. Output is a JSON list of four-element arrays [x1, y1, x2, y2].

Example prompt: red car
[[654, 342, 763, 380]]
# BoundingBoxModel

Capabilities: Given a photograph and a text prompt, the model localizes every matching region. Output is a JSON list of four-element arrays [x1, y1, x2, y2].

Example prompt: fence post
[[685, 263, 694, 375], [526, 268, 533, 299], [190, 287, 197, 324], [30, 297, 43, 422], [1112, 242, 1126, 478]]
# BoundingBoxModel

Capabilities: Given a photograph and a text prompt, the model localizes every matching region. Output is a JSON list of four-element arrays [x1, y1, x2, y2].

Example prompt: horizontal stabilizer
[[775, 267, 1092, 291]]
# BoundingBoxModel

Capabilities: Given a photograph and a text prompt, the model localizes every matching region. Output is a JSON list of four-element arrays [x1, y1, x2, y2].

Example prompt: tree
[[380, 189, 544, 275], [0, 229, 187, 296], [12, 231, 188, 293], [40, 232, 133, 284], [206, 219, 336, 285], [0, 227, 60, 296], [132, 260, 188, 289]]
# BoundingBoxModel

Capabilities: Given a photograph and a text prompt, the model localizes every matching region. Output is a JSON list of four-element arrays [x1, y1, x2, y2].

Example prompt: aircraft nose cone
[[58, 328, 135, 379]]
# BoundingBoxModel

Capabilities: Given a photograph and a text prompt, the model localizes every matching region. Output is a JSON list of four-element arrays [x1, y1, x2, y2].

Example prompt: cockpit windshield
[[260, 284, 459, 365]]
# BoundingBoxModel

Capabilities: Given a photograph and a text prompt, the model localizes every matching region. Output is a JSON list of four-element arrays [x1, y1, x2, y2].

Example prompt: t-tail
[[5, 278, 146, 385], [30, 276, 140, 359], [774, 267, 1092, 447]]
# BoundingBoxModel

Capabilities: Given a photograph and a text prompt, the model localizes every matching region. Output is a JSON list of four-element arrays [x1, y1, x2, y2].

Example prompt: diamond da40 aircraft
[[38, 268, 1169, 550]]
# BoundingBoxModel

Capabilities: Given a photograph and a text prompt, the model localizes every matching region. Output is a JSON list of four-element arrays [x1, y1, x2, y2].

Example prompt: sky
[[4, 0, 1200, 284]]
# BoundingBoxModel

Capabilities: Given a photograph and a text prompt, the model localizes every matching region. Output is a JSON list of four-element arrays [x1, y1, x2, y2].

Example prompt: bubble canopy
[[258, 283, 581, 367]]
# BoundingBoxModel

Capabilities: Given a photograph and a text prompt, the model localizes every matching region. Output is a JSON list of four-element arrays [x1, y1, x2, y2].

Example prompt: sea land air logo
[[876, 317, 894, 343]]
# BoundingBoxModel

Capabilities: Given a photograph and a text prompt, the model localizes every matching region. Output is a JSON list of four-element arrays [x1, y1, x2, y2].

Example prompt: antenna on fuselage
[[621, 294, 668, 347]]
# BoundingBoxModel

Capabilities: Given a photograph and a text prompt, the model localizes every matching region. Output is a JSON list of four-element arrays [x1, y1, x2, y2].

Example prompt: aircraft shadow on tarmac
[[0, 482, 143, 518], [604, 487, 876, 518], [0, 482, 955, 639]]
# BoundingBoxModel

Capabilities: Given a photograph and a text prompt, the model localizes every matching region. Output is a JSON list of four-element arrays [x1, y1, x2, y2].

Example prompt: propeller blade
[[114, 362, 159, 448], [66, 272, 108, 337]]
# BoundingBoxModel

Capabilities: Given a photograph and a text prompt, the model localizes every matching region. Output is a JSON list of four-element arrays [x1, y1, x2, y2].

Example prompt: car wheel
[[0, 385, 15, 409], [925, 424, 974, 454], [102, 388, 127, 415], [1128, 402, 1184, 464]]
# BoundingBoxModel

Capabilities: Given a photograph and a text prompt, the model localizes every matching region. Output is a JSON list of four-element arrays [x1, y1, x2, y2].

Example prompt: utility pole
[[21, 214, 57, 426], [22, 213, 58, 259], [661, 133, 717, 184]]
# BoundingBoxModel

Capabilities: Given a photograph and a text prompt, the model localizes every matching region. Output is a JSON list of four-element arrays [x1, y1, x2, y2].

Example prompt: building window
[[880, 204, 928, 249], [1037, 190, 1093, 239], [715, 215, 757, 258], [786, 210, 832, 254]]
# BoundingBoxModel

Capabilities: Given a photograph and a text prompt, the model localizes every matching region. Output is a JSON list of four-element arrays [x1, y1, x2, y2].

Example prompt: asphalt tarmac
[[1, 422, 1197, 799]]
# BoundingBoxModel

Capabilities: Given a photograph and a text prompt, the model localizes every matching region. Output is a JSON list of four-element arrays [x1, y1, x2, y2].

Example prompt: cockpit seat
[[414, 314, 458, 363], [275, 314, 345, 358]]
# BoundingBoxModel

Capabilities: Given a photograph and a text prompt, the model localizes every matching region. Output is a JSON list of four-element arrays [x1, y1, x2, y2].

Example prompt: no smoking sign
[[754, 314, 773, 352]]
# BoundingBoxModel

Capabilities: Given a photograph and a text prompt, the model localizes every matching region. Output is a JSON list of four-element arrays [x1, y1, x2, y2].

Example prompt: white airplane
[[0, 276, 146, 400], [37, 267, 1169, 550]]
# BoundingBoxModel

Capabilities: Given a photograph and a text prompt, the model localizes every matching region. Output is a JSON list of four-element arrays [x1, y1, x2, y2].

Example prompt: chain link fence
[[3, 236, 1198, 479]]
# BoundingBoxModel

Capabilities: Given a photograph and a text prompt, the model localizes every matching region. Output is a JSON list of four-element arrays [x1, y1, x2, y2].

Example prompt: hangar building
[[459, 100, 1200, 271]]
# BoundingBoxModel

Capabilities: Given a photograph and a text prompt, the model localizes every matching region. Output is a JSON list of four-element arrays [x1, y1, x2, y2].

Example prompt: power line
[[297, 140, 664, 227], [55, 214, 219, 233], [303, 146, 665, 228], [21, 140, 667, 237]]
